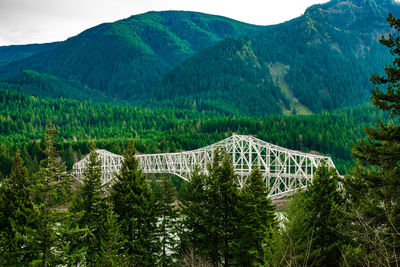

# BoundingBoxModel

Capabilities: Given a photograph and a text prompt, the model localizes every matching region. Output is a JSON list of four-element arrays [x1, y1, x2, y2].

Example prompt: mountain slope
[[154, 0, 400, 115], [0, 11, 266, 100], [0, 70, 108, 101], [0, 42, 59, 67]]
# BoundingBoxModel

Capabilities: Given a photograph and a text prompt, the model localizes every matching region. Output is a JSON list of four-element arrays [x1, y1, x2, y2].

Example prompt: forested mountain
[[0, 11, 265, 100], [155, 0, 400, 115], [0, 0, 398, 115], [0, 70, 109, 101], [0, 42, 58, 67]]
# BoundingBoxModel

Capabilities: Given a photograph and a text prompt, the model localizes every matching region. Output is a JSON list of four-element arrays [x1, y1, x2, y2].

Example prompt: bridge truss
[[72, 134, 337, 199]]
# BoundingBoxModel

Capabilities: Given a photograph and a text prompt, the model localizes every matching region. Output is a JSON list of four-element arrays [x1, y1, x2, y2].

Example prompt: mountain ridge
[[1, 0, 400, 115], [0, 11, 266, 100]]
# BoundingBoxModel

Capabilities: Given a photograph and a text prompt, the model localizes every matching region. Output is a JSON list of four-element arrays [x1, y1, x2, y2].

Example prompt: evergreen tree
[[344, 13, 400, 265], [276, 164, 343, 267], [111, 139, 159, 265], [77, 143, 107, 265], [273, 191, 309, 266], [178, 166, 208, 260], [304, 164, 344, 266], [97, 204, 126, 266], [0, 152, 36, 265], [204, 150, 240, 266], [233, 166, 277, 266], [31, 123, 72, 266], [156, 176, 179, 267]]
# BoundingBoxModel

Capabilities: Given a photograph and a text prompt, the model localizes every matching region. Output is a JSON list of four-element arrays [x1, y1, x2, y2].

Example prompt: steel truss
[[72, 134, 337, 199]]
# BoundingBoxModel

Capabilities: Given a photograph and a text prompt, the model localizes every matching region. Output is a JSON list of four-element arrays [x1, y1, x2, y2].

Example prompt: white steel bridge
[[72, 134, 337, 199]]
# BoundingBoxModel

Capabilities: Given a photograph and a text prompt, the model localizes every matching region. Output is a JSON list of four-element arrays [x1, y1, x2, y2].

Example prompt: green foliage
[[205, 151, 240, 266], [0, 70, 108, 101], [233, 166, 277, 266], [30, 123, 72, 266], [75, 144, 108, 264], [0, 42, 58, 67], [111, 139, 159, 265], [276, 165, 344, 267], [0, 90, 389, 175], [343, 13, 400, 265], [0, 152, 36, 265], [178, 167, 208, 258], [155, 177, 179, 266], [97, 204, 126, 266]]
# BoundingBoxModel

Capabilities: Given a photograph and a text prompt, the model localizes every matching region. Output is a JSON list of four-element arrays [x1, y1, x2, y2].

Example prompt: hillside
[[0, 90, 388, 176], [0, 42, 58, 67], [0, 11, 266, 100], [0, 70, 108, 101], [154, 0, 400, 115]]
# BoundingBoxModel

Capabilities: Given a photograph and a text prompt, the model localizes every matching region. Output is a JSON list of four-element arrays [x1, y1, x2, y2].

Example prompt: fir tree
[[77, 143, 107, 265], [304, 164, 343, 267], [97, 204, 126, 266], [156, 176, 179, 267], [31, 123, 72, 266], [111, 139, 159, 266], [344, 13, 400, 265], [204, 150, 240, 266], [276, 164, 343, 267], [178, 166, 208, 260], [0, 152, 36, 265], [233, 166, 277, 266]]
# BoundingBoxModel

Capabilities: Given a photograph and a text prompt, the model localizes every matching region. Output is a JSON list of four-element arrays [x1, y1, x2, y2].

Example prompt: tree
[[76, 143, 107, 265], [156, 176, 179, 267], [178, 167, 208, 261], [204, 150, 240, 266], [304, 164, 344, 266], [0, 152, 36, 265], [97, 204, 126, 266], [111, 139, 159, 265], [233, 166, 277, 266], [31, 123, 72, 266], [343, 13, 400, 265], [276, 164, 343, 267]]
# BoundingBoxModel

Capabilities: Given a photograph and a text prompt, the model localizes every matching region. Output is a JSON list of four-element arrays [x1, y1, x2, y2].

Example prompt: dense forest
[[0, 88, 389, 178]]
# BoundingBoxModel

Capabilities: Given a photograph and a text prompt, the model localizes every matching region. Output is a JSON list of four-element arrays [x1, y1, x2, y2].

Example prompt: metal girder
[[72, 134, 337, 199]]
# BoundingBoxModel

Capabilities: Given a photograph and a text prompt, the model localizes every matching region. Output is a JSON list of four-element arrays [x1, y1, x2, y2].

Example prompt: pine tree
[[156, 176, 179, 267], [178, 166, 208, 260], [97, 204, 126, 266], [77, 143, 107, 265], [304, 164, 343, 267], [204, 150, 240, 266], [0, 152, 36, 265], [276, 164, 343, 267], [111, 139, 158, 265], [233, 166, 277, 266], [31, 123, 72, 266], [344, 13, 400, 265]]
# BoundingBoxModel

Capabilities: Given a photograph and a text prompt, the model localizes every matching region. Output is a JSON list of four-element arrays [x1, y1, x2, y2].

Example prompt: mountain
[[0, 11, 266, 100], [0, 70, 108, 101], [0, 42, 59, 67], [154, 0, 400, 115]]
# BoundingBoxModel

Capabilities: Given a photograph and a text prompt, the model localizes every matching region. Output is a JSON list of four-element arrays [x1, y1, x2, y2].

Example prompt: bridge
[[72, 134, 337, 199]]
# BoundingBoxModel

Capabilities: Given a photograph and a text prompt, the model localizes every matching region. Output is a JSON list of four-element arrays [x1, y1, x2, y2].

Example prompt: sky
[[0, 0, 330, 46]]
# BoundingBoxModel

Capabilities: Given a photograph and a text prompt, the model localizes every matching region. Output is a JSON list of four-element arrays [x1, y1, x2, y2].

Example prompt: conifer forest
[[1, 1, 400, 266]]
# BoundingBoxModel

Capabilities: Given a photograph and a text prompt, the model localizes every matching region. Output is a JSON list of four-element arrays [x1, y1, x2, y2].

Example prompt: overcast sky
[[0, 0, 330, 46]]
